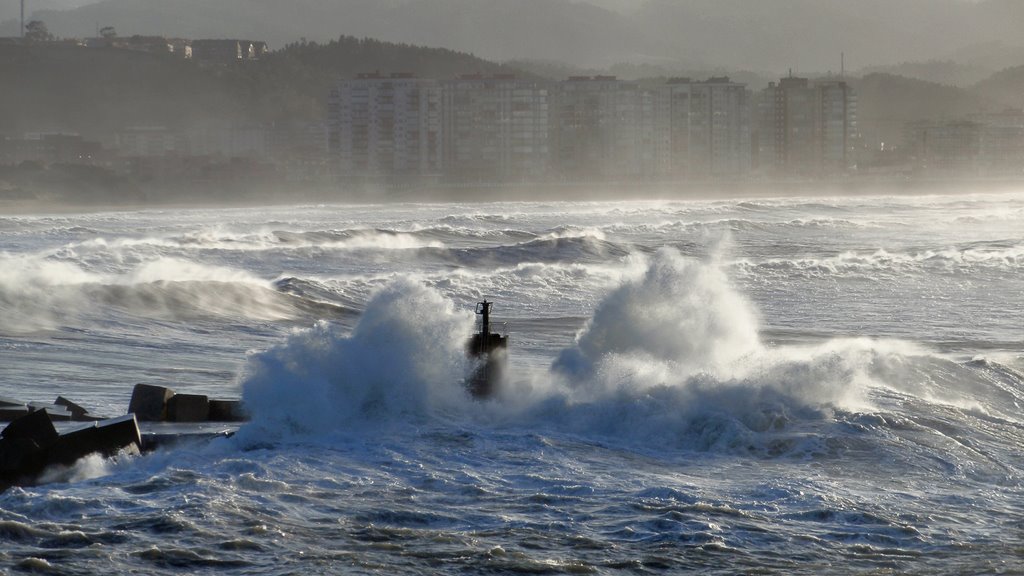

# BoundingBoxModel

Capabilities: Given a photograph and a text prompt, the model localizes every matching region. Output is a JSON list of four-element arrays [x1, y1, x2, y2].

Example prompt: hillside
[[972, 65, 1024, 109], [0, 43, 248, 135], [851, 73, 989, 148], [5, 0, 1023, 72], [944, 41, 1024, 73], [857, 60, 992, 88], [0, 37, 516, 136]]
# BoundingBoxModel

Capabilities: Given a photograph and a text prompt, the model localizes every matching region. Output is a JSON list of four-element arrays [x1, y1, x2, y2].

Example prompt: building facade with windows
[[755, 76, 856, 176], [550, 76, 654, 181], [653, 77, 751, 178], [442, 75, 549, 182], [328, 73, 443, 181]]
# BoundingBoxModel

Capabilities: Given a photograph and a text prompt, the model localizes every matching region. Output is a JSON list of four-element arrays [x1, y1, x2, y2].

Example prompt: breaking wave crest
[[431, 235, 630, 268], [237, 279, 474, 442], [231, 247, 1017, 460], [735, 241, 1024, 276], [553, 248, 761, 384], [533, 248, 875, 452], [532, 249, 1020, 458], [0, 254, 322, 333]]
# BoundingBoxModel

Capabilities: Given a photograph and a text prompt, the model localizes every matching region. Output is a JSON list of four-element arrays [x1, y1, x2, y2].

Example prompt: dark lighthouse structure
[[466, 300, 507, 398]]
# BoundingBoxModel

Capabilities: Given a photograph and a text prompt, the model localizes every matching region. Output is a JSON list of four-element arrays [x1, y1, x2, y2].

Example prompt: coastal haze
[[1, 1, 1023, 574]]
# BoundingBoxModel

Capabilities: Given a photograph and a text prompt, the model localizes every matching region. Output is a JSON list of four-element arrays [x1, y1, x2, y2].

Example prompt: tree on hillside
[[25, 21, 55, 43], [100, 26, 117, 39]]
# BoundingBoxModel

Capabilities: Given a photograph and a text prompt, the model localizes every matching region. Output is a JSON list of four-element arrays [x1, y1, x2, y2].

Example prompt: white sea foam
[[734, 242, 1024, 277], [535, 226, 608, 242], [59, 227, 446, 254], [553, 248, 761, 388], [1, 199, 1022, 575], [124, 257, 266, 285], [0, 253, 292, 332], [234, 248, 922, 453], [502, 248, 888, 450], [35, 450, 133, 486], [237, 278, 475, 442]]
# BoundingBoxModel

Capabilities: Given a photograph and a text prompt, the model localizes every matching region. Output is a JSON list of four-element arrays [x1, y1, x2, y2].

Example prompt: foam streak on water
[[0, 193, 1023, 574]]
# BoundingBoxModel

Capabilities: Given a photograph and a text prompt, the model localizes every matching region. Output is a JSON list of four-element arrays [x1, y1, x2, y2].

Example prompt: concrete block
[[0, 406, 29, 422], [0, 413, 141, 491], [45, 415, 141, 465], [166, 394, 209, 422], [0, 437, 43, 477], [54, 397, 99, 421], [128, 384, 176, 422], [208, 400, 248, 422], [2, 410, 58, 444], [27, 404, 73, 422], [0, 397, 24, 408]]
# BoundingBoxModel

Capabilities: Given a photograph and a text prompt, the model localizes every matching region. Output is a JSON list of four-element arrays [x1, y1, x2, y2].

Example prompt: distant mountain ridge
[[857, 61, 993, 88], [0, 36, 518, 136], [2, 0, 1022, 72]]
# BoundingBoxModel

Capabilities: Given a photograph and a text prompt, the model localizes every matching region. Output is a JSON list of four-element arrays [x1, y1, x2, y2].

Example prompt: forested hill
[[11, 0, 1024, 72], [260, 37, 525, 120], [0, 36, 519, 136]]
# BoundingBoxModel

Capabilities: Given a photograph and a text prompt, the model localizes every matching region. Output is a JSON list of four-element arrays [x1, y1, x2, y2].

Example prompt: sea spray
[[231, 248, 907, 452], [537, 248, 889, 450], [237, 278, 474, 442], [0, 251, 308, 333], [553, 247, 762, 389], [1, 199, 1022, 574], [0, 254, 104, 333]]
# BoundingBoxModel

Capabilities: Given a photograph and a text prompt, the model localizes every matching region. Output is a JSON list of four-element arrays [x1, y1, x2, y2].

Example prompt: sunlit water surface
[[0, 193, 1022, 574]]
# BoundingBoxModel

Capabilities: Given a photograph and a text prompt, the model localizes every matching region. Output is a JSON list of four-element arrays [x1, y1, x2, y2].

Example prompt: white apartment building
[[755, 76, 857, 175], [653, 77, 751, 178], [442, 74, 549, 182], [328, 73, 442, 180], [816, 80, 857, 173], [551, 76, 654, 181]]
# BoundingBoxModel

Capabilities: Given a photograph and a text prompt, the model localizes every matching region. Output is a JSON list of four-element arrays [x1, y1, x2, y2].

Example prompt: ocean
[[0, 193, 1022, 574]]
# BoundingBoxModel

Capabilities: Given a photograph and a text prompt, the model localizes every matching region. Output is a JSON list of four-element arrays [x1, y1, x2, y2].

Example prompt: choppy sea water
[[0, 193, 1022, 574]]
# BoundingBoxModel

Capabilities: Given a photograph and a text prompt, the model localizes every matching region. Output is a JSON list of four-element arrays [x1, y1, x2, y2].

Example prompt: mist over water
[[0, 193, 1022, 573]]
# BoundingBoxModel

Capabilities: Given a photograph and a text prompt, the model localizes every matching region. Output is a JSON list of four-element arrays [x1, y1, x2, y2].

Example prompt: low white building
[[114, 127, 183, 157]]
